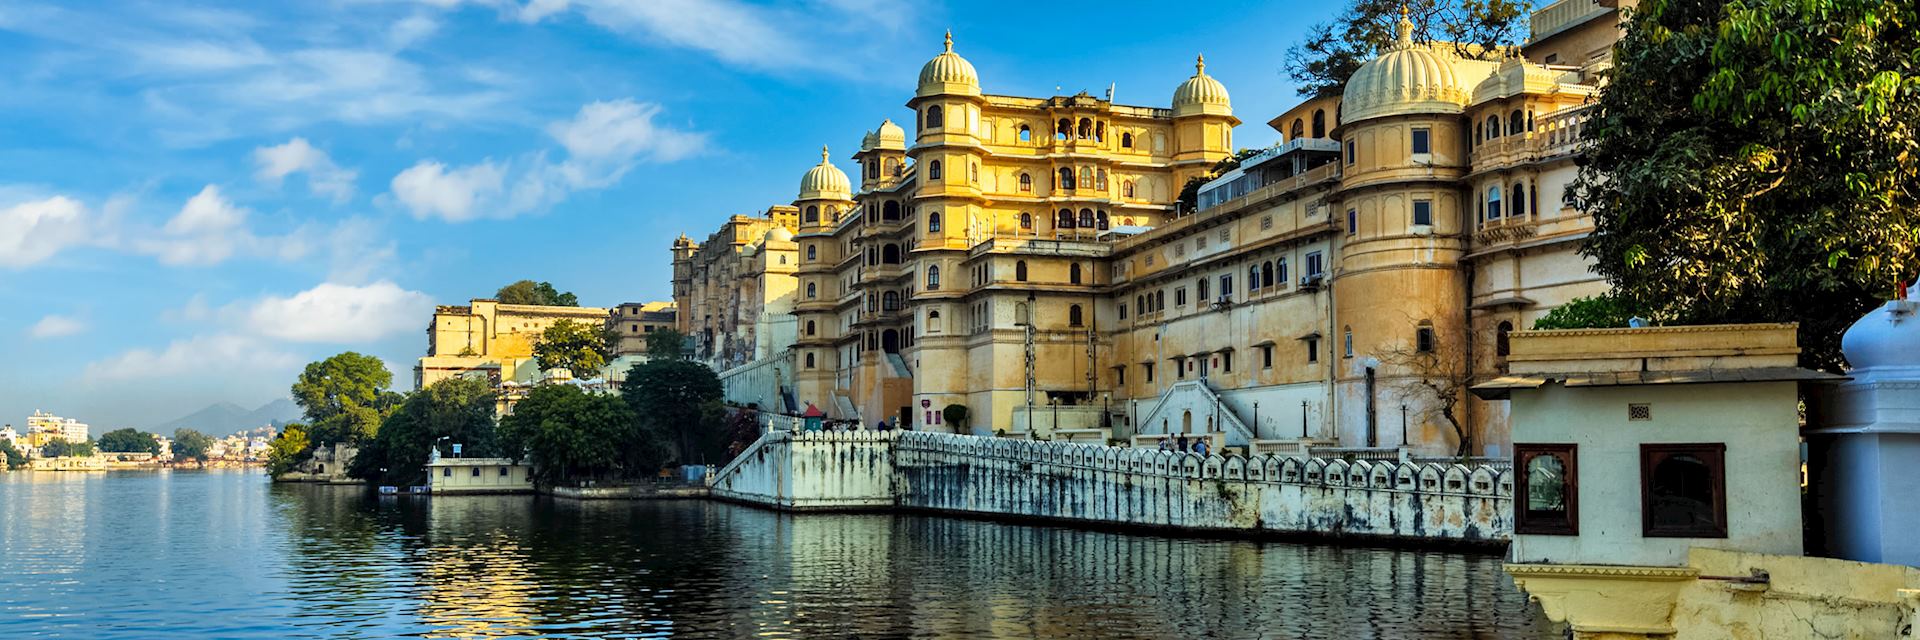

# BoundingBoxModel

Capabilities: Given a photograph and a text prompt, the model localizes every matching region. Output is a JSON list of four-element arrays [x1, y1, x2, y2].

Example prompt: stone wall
[[711, 430, 1512, 547]]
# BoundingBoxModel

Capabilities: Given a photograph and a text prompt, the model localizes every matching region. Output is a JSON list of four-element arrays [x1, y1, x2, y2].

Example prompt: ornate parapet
[[1506, 564, 1697, 639]]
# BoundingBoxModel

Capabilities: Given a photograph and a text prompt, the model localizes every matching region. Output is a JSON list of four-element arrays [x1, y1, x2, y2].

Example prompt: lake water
[[0, 468, 1555, 638]]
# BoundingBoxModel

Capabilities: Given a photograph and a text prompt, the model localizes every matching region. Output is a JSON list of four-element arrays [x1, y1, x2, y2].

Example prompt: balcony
[[1469, 104, 1594, 171], [1473, 217, 1542, 246]]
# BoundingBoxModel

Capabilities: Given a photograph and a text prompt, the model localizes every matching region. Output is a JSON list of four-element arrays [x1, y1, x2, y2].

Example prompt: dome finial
[[1396, 5, 1415, 45], [820, 145, 830, 163], [943, 30, 952, 53], [1195, 54, 1206, 74]]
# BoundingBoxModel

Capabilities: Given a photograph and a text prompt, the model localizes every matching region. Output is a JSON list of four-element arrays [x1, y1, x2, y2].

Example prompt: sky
[[0, 0, 1337, 431]]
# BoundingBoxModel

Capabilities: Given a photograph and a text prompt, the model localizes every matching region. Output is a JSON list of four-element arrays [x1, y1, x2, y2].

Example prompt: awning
[[1295, 331, 1323, 341], [1471, 367, 1847, 399], [1470, 296, 1536, 310]]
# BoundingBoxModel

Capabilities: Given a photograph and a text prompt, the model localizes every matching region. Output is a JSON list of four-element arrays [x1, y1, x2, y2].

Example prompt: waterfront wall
[[711, 430, 1513, 546]]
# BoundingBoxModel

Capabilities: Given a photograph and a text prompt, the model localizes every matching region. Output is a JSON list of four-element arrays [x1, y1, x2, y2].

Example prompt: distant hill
[[152, 399, 302, 435]]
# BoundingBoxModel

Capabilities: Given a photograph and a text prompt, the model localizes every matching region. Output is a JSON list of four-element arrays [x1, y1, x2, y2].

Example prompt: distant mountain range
[[151, 399, 303, 435]]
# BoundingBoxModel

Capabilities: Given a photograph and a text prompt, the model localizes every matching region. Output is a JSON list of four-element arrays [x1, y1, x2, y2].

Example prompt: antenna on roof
[[1106, 83, 1115, 102]]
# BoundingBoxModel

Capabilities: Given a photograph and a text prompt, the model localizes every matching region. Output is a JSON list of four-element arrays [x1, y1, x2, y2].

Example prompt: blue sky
[[0, 0, 1335, 431]]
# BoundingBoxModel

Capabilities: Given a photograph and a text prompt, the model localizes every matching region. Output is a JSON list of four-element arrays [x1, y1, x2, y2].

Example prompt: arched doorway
[[1181, 410, 1193, 434], [881, 329, 901, 354]]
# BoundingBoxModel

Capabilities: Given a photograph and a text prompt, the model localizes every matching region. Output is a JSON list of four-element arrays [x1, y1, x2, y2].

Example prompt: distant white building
[[24, 410, 88, 450]]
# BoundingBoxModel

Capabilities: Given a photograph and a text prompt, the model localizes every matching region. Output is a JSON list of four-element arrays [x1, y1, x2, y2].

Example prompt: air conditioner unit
[[1210, 296, 1233, 311], [1298, 273, 1325, 291]]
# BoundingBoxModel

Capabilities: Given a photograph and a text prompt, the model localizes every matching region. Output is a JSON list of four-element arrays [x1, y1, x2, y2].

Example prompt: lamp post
[[1400, 404, 1409, 449], [1252, 401, 1261, 440], [1300, 400, 1309, 440]]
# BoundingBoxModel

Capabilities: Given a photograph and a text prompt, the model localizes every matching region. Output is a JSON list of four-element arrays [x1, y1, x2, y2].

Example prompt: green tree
[[266, 424, 312, 477], [96, 428, 162, 454], [533, 319, 613, 377], [1570, 0, 1919, 370], [348, 377, 499, 486], [1284, 0, 1530, 98], [498, 384, 652, 485], [1532, 295, 1637, 330], [41, 439, 96, 458], [645, 327, 689, 360], [621, 358, 725, 465], [172, 428, 215, 463], [1, 440, 24, 469], [293, 352, 397, 444], [495, 280, 579, 306]]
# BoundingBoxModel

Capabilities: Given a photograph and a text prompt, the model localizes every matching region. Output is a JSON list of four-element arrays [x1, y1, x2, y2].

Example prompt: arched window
[[1096, 168, 1108, 190], [928, 160, 942, 180], [1527, 110, 1536, 132], [1018, 173, 1032, 192], [1070, 263, 1083, 284], [1058, 168, 1076, 190], [1121, 132, 1134, 148], [1020, 212, 1032, 230], [1079, 208, 1094, 228], [1058, 209, 1075, 229], [1096, 211, 1109, 230], [1122, 181, 1135, 198], [1509, 109, 1524, 135], [1416, 320, 1436, 353], [1069, 304, 1084, 326], [1055, 118, 1070, 140], [1015, 260, 1028, 281], [883, 244, 901, 264], [1497, 320, 1514, 357], [1095, 122, 1105, 142], [1488, 186, 1504, 219], [1135, 295, 1145, 315], [804, 205, 819, 223], [1077, 118, 1092, 138], [1343, 326, 1354, 358], [1018, 124, 1031, 142], [865, 159, 877, 179], [1078, 167, 1093, 189], [1015, 302, 1029, 326], [927, 210, 942, 232], [883, 201, 900, 220], [883, 291, 900, 311], [1486, 115, 1501, 139], [1512, 183, 1527, 218], [806, 320, 816, 336], [927, 309, 941, 328], [1311, 110, 1327, 138], [806, 283, 817, 298], [1249, 265, 1261, 290], [927, 265, 941, 290], [1290, 118, 1305, 141], [805, 353, 815, 368], [1262, 261, 1275, 288], [806, 245, 816, 261], [925, 105, 943, 129], [969, 162, 978, 183]]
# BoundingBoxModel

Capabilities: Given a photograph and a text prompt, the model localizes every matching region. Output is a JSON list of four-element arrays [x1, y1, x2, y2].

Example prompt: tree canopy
[[348, 376, 499, 486], [97, 428, 162, 454], [495, 280, 579, 307], [1570, 0, 1919, 369], [1, 440, 24, 469], [172, 428, 215, 463], [1284, 0, 1530, 98], [1532, 295, 1636, 330], [293, 352, 398, 444], [645, 328, 689, 360], [266, 424, 311, 477], [621, 358, 725, 466], [533, 319, 613, 377], [41, 438, 96, 458], [498, 384, 658, 485]]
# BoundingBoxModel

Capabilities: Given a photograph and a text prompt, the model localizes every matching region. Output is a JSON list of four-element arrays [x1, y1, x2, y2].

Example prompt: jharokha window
[[1641, 443, 1728, 538], [1514, 443, 1578, 535]]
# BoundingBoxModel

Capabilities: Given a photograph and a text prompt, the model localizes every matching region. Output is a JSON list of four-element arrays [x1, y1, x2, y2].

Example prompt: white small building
[[1806, 283, 1920, 567], [426, 457, 534, 494]]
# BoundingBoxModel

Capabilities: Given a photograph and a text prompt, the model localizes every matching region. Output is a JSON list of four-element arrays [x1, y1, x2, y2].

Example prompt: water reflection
[[1, 470, 1554, 639]]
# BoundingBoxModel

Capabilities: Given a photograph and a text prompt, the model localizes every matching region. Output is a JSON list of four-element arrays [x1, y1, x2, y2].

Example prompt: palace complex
[[672, 1, 1627, 457]]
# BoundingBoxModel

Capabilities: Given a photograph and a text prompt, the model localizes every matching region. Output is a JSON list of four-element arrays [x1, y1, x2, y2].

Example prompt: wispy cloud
[[254, 137, 358, 203], [133, 185, 309, 267], [0, 194, 90, 269], [27, 314, 87, 339], [81, 333, 301, 383]]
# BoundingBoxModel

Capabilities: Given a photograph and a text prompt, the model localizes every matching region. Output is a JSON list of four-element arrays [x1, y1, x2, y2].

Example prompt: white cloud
[[549, 98, 705, 172], [244, 280, 435, 343], [81, 333, 300, 383], [390, 159, 507, 222], [27, 314, 86, 339], [509, 0, 917, 75], [254, 137, 358, 202], [0, 195, 91, 268]]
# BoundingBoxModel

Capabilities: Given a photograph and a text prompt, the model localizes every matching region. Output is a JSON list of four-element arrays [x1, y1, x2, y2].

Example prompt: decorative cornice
[[1505, 563, 1698, 581]]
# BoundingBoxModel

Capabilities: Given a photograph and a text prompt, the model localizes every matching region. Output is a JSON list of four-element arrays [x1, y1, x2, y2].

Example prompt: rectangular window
[[1222, 351, 1233, 373], [1345, 140, 1356, 165], [1262, 345, 1274, 369], [1144, 363, 1155, 382], [500, 466, 510, 477], [1411, 128, 1431, 154], [1416, 326, 1435, 353], [471, 467, 481, 477], [442, 467, 451, 477], [1515, 444, 1579, 535], [1220, 275, 1233, 297], [1346, 208, 1358, 235], [1175, 287, 1187, 307], [1307, 338, 1319, 363], [1197, 278, 1209, 301], [1176, 359, 1185, 379], [1641, 443, 1728, 538], [1306, 252, 1324, 277], [1116, 367, 1126, 386], [1413, 200, 1432, 226]]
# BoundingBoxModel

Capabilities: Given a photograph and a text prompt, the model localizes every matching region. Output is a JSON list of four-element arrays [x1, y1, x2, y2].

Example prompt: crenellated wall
[[711, 430, 1513, 547]]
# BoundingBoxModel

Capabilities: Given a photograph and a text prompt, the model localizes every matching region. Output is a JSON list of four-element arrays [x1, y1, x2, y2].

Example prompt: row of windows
[[1344, 200, 1436, 235], [1515, 442, 1729, 538], [926, 106, 1145, 150], [1482, 182, 1542, 221], [1125, 252, 1324, 319]]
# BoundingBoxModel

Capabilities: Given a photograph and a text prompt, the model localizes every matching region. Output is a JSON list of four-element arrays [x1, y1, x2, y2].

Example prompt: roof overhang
[[1471, 367, 1847, 400]]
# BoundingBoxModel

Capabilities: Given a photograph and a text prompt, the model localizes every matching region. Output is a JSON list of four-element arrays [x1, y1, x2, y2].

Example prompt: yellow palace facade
[[674, 0, 1624, 457]]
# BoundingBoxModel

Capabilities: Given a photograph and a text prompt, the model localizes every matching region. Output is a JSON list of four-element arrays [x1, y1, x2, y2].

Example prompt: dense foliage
[[96, 428, 162, 454], [1284, 0, 1530, 97], [1, 440, 24, 469], [1531, 295, 1636, 330], [646, 328, 689, 360], [495, 280, 578, 307], [621, 358, 726, 466], [1571, 0, 1919, 370], [348, 377, 499, 486], [172, 428, 215, 463], [40, 438, 96, 458], [498, 384, 657, 485], [533, 319, 613, 377], [266, 424, 311, 477], [292, 352, 399, 444]]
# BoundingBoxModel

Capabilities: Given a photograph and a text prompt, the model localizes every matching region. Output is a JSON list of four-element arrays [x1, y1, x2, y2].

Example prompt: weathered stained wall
[[712, 430, 1512, 547]]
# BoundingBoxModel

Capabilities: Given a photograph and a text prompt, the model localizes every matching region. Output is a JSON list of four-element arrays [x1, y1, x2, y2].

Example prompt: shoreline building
[[414, 298, 675, 411], [24, 410, 90, 453], [673, 1, 1626, 456]]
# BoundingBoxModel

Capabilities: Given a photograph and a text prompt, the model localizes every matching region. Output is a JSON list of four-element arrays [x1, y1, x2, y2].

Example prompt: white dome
[[1172, 55, 1232, 117], [873, 118, 907, 151], [1841, 283, 1920, 373], [1341, 17, 1478, 122], [797, 146, 851, 201], [917, 31, 980, 97], [763, 226, 794, 243]]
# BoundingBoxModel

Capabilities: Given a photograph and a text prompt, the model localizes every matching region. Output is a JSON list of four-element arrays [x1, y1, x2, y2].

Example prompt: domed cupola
[[1840, 282, 1920, 378], [873, 118, 907, 151], [917, 31, 980, 97], [1172, 54, 1232, 117], [1472, 55, 1581, 104], [798, 146, 851, 201], [763, 226, 795, 244], [1340, 14, 1477, 123]]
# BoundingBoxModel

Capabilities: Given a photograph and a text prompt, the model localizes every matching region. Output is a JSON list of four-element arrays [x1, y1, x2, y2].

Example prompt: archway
[[881, 329, 901, 354]]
